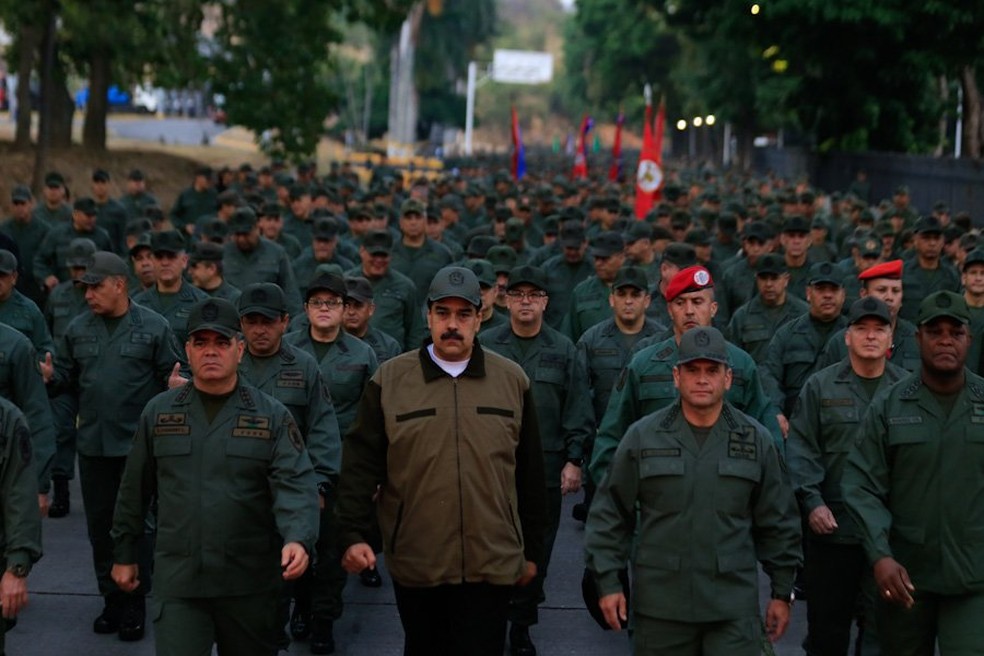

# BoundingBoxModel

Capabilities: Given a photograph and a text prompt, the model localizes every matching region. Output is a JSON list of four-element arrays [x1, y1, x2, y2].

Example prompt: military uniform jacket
[[169, 187, 217, 232], [200, 280, 241, 305], [562, 275, 613, 343], [95, 198, 129, 254], [0, 324, 55, 492], [238, 343, 341, 482], [222, 238, 303, 317], [816, 318, 921, 373], [843, 371, 984, 594], [717, 257, 757, 324], [727, 295, 809, 365], [292, 249, 355, 298], [361, 326, 403, 364], [344, 266, 425, 352], [120, 191, 159, 220], [283, 330, 378, 436], [542, 254, 594, 329], [31, 203, 71, 225], [111, 381, 319, 597], [44, 280, 88, 342], [898, 259, 961, 322], [585, 401, 801, 622], [0, 396, 42, 576], [590, 337, 779, 485], [576, 317, 666, 425], [337, 342, 547, 587], [133, 281, 210, 345], [763, 313, 849, 416], [1, 217, 49, 302], [51, 303, 183, 457], [0, 290, 54, 355], [33, 223, 114, 284], [390, 238, 454, 298], [786, 360, 907, 544]]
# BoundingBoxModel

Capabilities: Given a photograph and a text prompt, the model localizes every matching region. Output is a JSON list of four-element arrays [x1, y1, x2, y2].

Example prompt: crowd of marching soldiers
[[0, 156, 982, 655]]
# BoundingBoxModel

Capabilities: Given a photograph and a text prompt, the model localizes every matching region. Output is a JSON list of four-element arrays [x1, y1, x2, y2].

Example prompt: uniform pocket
[[716, 460, 762, 515], [154, 438, 192, 457], [226, 439, 272, 460], [639, 458, 687, 513]]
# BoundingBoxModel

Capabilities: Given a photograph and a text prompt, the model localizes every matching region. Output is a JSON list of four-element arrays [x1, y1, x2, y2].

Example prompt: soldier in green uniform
[[0, 395, 43, 656], [562, 231, 625, 342], [585, 326, 801, 654], [787, 298, 906, 655], [726, 254, 809, 364], [169, 166, 217, 237], [843, 291, 984, 655], [542, 221, 593, 329], [41, 252, 184, 641], [345, 230, 424, 351], [341, 276, 403, 363], [91, 169, 129, 254], [257, 202, 303, 260], [132, 231, 210, 345], [390, 199, 455, 299], [118, 169, 159, 221], [127, 232, 157, 294], [817, 259, 921, 373], [779, 216, 814, 300], [43, 238, 95, 518], [187, 241, 241, 303], [111, 297, 319, 656], [338, 266, 546, 656], [235, 283, 343, 654], [461, 259, 508, 334], [590, 265, 782, 485], [718, 221, 774, 325], [483, 265, 593, 656], [222, 208, 303, 317], [622, 222, 660, 287], [840, 235, 884, 309], [644, 242, 698, 327], [293, 218, 355, 298], [1, 186, 50, 306], [763, 261, 848, 431], [573, 266, 665, 521], [33, 198, 114, 293], [0, 250, 54, 355], [898, 216, 961, 322], [283, 185, 316, 246], [962, 249, 984, 375], [32, 172, 72, 225]]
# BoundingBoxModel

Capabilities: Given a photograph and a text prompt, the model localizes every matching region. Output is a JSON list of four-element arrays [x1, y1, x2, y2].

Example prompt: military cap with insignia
[[462, 259, 496, 288], [486, 245, 518, 274], [504, 218, 525, 242], [913, 216, 944, 234], [590, 231, 625, 257], [151, 230, 186, 255], [238, 283, 287, 318], [612, 266, 650, 292], [401, 198, 426, 216], [189, 241, 224, 265], [677, 326, 730, 366], [73, 197, 98, 215], [684, 228, 712, 246], [661, 243, 698, 268], [808, 262, 843, 287], [428, 266, 482, 307], [857, 234, 882, 258], [306, 272, 347, 301], [917, 291, 970, 326], [782, 216, 811, 234], [188, 298, 240, 338], [665, 265, 714, 302], [962, 248, 984, 271], [79, 252, 128, 284], [755, 253, 787, 276], [344, 276, 374, 303], [507, 265, 548, 291], [0, 250, 16, 274], [11, 185, 32, 202], [228, 208, 258, 234], [623, 222, 652, 244], [362, 230, 393, 255], [559, 220, 586, 247], [847, 297, 892, 325], [66, 238, 97, 267], [128, 233, 153, 256], [312, 217, 339, 241], [859, 259, 903, 281]]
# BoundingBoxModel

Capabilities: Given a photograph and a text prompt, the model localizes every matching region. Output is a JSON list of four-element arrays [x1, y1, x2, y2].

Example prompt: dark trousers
[[876, 589, 984, 656], [154, 593, 280, 656], [50, 393, 78, 480], [508, 486, 561, 627], [393, 581, 512, 656], [803, 538, 875, 655], [282, 493, 347, 630], [78, 455, 152, 597]]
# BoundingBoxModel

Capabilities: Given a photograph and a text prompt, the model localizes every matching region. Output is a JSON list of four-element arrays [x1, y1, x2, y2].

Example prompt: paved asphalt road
[[106, 117, 229, 146], [6, 477, 811, 655]]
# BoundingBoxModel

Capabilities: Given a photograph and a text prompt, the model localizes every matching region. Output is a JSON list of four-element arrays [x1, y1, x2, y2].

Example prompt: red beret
[[665, 265, 714, 302], [858, 259, 903, 281]]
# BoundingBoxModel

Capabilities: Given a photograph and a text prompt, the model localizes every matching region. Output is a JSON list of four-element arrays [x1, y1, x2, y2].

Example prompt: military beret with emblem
[[665, 265, 714, 302], [859, 259, 902, 281]]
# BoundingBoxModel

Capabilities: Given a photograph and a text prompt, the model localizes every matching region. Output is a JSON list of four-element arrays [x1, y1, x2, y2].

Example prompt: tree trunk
[[82, 50, 111, 150], [47, 60, 75, 149], [935, 75, 948, 157], [387, 2, 424, 157], [14, 27, 40, 150], [961, 66, 981, 159]]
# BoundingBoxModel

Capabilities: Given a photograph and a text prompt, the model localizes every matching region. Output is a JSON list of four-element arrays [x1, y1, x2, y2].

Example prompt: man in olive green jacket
[[339, 266, 546, 656], [586, 326, 801, 655], [844, 291, 984, 655]]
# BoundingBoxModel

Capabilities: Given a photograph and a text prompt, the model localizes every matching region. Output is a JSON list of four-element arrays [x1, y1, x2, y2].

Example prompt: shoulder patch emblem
[[286, 416, 305, 452]]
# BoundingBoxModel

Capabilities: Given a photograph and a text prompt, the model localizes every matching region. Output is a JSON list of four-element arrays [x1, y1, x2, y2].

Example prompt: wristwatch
[[7, 563, 28, 578], [771, 590, 795, 605], [566, 457, 584, 467]]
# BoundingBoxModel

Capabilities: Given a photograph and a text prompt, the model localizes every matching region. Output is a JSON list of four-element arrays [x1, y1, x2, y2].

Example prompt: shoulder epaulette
[[721, 403, 739, 430], [279, 347, 295, 363], [174, 383, 193, 404], [659, 403, 680, 430], [899, 377, 922, 399], [238, 385, 257, 410], [655, 346, 674, 360], [969, 381, 984, 401]]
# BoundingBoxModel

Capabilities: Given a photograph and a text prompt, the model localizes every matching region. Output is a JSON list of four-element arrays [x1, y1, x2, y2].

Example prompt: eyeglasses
[[506, 290, 547, 301], [307, 299, 344, 309]]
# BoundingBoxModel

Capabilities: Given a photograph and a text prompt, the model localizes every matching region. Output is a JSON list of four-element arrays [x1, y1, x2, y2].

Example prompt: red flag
[[572, 114, 593, 179], [510, 106, 526, 180], [634, 98, 665, 219], [608, 111, 625, 181]]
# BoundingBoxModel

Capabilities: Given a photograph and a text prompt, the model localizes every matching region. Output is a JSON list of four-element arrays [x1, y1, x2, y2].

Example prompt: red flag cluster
[[634, 98, 665, 219]]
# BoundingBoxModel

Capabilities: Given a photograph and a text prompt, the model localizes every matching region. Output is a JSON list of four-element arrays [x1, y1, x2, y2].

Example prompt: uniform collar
[[418, 338, 487, 381]]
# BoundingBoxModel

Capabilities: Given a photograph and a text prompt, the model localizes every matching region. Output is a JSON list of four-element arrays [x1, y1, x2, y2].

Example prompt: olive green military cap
[[79, 251, 128, 284], [847, 297, 892, 325], [187, 298, 240, 338], [238, 283, 287, 318], [917, 291, 970, 326], [677, 326, 730, 366], [428, 266, 481, 307]]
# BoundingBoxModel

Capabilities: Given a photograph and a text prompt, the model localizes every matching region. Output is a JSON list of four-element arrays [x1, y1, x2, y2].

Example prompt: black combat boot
[[509, 623, 536, 656], [310, 620, 335, 655], [117, 595, 145, 642], [49, 477, 70, 518]]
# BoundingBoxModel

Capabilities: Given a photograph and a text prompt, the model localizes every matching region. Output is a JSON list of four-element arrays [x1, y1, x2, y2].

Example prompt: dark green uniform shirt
[[561, 275, 613, 343], [222, 238, 303, 317], [119, 191, 159, 221], [843, 371, 984, 594], [170, 187, 217, 233], [899, 259, 961, 323], [132, 281, 210, 345], [344, 266, 425, 352], [541, 254, 594, 329], [111, 381, 319, 597], [585, 401, 801, 621], [33, 223, 114, 284], [1, 217, 50, 304], [727, 295, 809, 365], [44, 279, 88, 342], [0, 396, 42, 575], [95, 198, 129, 254], [815, 318, 921, 373], [0, 291, 54, 355], [390, 238, 455, 299]]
